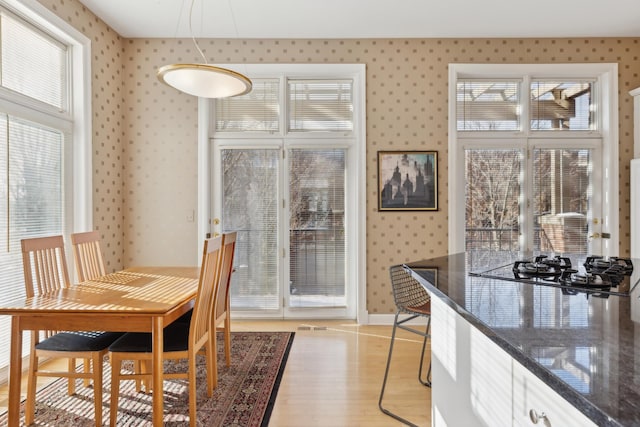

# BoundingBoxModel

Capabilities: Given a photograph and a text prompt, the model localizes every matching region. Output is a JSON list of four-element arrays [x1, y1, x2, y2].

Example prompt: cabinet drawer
[[512, 362, 597, 427]]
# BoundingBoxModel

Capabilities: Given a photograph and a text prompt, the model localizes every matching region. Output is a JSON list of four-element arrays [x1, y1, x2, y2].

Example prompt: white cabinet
[[430, 295, 597, 427]]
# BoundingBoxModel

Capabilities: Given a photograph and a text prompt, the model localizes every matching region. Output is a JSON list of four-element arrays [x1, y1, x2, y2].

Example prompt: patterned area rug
[[0, 331, 294, 426]]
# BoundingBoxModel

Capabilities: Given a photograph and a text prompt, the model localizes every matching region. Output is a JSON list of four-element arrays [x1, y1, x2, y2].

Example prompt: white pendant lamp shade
[[157, 0, 252, 99], [157, 63, 252, 98]]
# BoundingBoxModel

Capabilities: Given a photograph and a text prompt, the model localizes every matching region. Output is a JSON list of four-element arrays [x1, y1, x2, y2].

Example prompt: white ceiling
[[78, 0, 640, 39]]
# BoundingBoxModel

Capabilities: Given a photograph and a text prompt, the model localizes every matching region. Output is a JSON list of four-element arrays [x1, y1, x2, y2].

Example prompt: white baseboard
[[365, 313, 430, 326]]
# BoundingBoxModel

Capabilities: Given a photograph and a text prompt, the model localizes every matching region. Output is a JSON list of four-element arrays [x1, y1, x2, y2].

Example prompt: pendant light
[[157, 0, 252, 98]]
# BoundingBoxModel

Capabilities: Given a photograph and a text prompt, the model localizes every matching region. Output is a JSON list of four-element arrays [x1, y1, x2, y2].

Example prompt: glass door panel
[[221, 148, 280, 310], [533, 148, 593, 254], [288, 148, 346, 308], [465, 149, 522, 252]]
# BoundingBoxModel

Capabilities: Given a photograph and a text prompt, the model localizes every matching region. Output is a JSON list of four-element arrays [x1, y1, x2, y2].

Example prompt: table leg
[[7, 317, 22, 427], [152, 316, 164, 426]]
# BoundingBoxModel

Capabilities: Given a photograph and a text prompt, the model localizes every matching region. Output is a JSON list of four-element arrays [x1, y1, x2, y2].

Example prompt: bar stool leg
[[378, 311, 420, 427], [418, 318, 432, 387]]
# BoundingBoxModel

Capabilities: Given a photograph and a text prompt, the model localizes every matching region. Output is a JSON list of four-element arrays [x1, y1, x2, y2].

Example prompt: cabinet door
[[512, 362, 597, 427], [431, 296, 514, 427]]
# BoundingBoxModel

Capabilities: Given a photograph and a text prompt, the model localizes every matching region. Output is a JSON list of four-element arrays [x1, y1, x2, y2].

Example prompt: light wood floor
[[0, 320, 432, 426]]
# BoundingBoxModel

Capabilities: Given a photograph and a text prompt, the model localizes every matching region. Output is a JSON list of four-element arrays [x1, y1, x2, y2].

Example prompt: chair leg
[[224, 314, 231, 367], [378, 312, 421, 427], [141, 360, 152, 393], [134, 360, 143, 392], [83, 357, 92, 387], [205, 332, 216, 396], [67, 357, 76, 395], [25, 347, 38, 426], [92, 353, 104, 427], [210, 329, 219, 391], [109, 355, 122, 427], [188, 353, 198, 426], [418, 318, 432, 387]]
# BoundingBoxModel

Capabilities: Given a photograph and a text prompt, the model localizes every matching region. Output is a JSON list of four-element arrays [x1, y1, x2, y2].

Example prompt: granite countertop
[[405, 251, 640, 427]]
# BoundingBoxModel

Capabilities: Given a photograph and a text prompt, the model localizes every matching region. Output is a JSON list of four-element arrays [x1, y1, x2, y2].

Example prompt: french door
[[212, 142, 352, 318]]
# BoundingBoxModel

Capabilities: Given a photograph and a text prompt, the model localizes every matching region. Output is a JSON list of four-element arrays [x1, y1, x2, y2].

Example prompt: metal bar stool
[[378, 264, 431, 426]]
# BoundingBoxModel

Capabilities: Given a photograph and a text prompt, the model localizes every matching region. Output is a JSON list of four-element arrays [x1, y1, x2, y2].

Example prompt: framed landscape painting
[[378, 150, 438, 211]]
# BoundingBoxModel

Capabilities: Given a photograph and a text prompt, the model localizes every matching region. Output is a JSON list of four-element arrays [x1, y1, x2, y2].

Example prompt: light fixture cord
[[189, 0, 209, 64], [227, 0, 249, 76]]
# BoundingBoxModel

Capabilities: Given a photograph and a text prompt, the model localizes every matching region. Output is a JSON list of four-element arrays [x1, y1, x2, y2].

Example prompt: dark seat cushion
[[108, 321, 190, 353], [35, 331, 124, 352]]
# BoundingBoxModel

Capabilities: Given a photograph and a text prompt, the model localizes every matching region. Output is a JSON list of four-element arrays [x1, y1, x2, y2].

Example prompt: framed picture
[[378, 150, 438, 211]]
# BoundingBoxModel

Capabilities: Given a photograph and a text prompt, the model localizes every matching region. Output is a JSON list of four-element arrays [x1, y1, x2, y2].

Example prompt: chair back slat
[[22, 235, 71, 339], [21, 235, 71, 299], [71, 231, 106, 282], [389, 264, 430, 312], [189, 236, 223, 348]]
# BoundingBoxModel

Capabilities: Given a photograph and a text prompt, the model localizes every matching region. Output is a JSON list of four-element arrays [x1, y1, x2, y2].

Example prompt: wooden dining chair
[[21, 235, 122, 427], [174, 231, 237, 389], [108, 235, 224, 426], [210, 231, 237, 387], [70, 230, 106, 281], [70, 230, 109, 388]]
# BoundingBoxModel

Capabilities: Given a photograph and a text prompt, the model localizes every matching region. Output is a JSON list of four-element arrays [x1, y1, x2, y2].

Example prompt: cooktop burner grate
[[512, 255, 572, 279], [470, 253, 638, 297]]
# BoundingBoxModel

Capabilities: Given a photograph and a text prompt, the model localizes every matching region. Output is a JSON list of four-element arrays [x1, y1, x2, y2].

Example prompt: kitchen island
[[405, 251, 640, 427]]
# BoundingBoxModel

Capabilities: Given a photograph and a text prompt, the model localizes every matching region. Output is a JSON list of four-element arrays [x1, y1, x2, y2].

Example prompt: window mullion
[[522, 75, 531, 136]]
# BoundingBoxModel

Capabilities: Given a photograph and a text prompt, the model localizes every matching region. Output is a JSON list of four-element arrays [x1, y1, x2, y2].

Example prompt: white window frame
[[448, 63, 618, 255], [197, 63, 367, 322], [0, 0, 92, 383]]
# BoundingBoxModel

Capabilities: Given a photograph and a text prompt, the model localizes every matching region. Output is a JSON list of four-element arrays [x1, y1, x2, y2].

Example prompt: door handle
[[211, 218, 221, 238]]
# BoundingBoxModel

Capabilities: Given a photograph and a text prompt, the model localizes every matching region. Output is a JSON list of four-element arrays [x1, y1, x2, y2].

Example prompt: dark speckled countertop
[[405, 251, 640, 427]]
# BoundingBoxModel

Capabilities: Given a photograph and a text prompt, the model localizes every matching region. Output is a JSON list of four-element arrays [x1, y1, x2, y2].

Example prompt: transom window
[[215, 77, 354, 135], [456, 79, 596, 132]]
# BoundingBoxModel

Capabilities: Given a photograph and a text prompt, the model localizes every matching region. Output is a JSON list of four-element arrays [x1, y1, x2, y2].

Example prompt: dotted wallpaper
[[39, 1, 640, 316], [38, 0, 126, 274]]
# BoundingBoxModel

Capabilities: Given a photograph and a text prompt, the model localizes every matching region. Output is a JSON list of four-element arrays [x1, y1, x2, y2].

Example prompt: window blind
[[288, 148, 346, 307], [0, 8, 70, 379], [533, 148, 591, 253], [215, 79, 280, 132], [530, 80, 594, 131], [457, 80, 520, 131], [0, 114, 64, 370], [0, 10, 66, 110], [288, 79, 353, 132]]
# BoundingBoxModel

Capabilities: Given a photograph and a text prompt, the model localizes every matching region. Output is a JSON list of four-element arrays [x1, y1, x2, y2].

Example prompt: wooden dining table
[[0, 266, 200, 427]]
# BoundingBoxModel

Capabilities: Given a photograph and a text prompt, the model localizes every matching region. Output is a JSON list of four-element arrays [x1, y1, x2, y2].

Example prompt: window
[[457, 80, 520, 131], [288, 79, 353, 132], [0, 0, 91, 382], [449, 64, 618, 256], [530, 80, 595, 131], [215, 79, 280, 132]]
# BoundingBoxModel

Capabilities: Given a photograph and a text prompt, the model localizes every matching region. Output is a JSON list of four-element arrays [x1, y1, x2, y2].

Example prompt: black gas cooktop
[[470, 254, 639, 298]]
